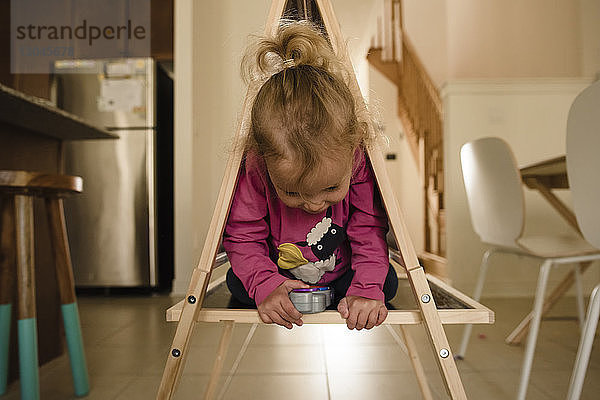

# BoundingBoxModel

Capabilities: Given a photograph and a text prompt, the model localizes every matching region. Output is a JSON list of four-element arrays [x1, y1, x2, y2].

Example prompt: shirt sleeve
[[345, 152, 390, 301], [222, 156, 288, 305]]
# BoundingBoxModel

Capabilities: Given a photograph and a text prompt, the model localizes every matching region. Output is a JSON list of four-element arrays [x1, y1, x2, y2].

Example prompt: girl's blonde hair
[[241, 21, 371, 185]]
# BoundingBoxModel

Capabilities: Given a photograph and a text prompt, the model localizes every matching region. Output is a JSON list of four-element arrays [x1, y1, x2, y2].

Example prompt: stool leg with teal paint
[[46, 197, 89, 397], [15, 195, 40, 400], [0, 196, 15, 396]]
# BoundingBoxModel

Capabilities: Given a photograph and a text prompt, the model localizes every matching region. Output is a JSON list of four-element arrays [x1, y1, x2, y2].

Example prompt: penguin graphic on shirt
[[277, 207, 346, 284]]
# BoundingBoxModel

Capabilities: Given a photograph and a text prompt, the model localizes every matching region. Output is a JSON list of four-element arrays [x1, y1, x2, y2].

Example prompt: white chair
[[457, 136, 600, 400], [565, 80, 600, 400]]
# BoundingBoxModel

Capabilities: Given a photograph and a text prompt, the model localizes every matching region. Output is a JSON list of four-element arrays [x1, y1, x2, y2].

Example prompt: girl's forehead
[[268, 154, 352, 191]]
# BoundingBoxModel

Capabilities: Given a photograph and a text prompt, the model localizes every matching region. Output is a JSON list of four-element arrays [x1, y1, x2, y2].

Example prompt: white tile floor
[[2, 295, 599, 399]]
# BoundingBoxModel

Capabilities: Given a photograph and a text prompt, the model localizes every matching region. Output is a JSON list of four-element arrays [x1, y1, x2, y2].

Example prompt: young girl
[[223, 21, 398, 331]]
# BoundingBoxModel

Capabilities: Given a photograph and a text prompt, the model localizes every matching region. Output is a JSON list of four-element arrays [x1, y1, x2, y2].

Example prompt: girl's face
[[266, 152, 353, 214]]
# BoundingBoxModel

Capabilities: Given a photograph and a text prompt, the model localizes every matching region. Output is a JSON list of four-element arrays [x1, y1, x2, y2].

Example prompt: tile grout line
[[110, 376, 140, 400], [320, 325, 333, 400]]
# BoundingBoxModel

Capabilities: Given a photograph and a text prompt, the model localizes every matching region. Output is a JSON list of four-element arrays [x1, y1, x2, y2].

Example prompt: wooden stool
[[0, 171, 89, 399]]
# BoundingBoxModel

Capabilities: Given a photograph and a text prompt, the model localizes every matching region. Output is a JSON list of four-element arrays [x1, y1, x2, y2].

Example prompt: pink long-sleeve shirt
[[222, 150, 389, 305]]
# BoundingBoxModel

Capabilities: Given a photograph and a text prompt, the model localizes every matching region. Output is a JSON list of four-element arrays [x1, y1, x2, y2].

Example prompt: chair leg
[[456, 248, 494, 359], [45, 197, 89, 396], [573, 264, 585, 330], [567, 284, 600, 400], [15, 195, 40, 400], [0, 196, 15, 395], [517, 260, 552, 400], [506, 262, 593, 345]]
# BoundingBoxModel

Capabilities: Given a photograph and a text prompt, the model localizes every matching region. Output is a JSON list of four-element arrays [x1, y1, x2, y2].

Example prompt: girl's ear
[[295, 241, 308, 247], [326, 206, 332, 218]]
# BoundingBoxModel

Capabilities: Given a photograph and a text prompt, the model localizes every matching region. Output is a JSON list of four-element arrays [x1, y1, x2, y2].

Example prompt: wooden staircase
[[368, 0, 446, 275]]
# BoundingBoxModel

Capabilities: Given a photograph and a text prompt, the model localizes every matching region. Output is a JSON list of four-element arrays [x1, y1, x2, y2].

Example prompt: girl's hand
[[337, 295, 388, 330], [257, 279, 309, 329]]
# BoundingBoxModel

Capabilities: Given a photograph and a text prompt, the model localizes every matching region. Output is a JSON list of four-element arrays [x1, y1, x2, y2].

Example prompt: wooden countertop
[[0, 83, 118, 141]]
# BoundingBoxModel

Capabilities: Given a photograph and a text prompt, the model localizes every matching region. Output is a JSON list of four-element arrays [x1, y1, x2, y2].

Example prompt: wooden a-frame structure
[[157, 1, 493, 399]]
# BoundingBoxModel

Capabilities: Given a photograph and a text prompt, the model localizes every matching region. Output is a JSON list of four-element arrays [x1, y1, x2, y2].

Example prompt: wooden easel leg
[[387, 325, 433, 400], [218, 323, 259, 399], [407, 266, 467, 399], [157, 268, 211, 400], [204, 320, 235, 400], [399, 326, 434, 400]]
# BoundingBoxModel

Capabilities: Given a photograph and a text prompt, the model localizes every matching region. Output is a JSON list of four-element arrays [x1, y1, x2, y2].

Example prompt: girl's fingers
[[376, 305, 388, 326], [355, 310, 368, 330], [365, 309, 379, 330], [259, 312, 273, 325], [281, 299, 303, 322], [337, 297, 349, 319], [346, 308, 358, 330], [270, 310, 293, 329]]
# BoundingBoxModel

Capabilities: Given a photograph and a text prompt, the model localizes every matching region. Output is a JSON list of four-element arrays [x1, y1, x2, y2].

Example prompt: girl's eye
[[325, 185, 339, 192], [331, 229, 337, 234], [317, 244, 323, 250]]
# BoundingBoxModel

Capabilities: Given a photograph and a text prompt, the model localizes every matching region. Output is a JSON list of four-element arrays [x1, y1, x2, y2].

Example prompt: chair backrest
[[460, 137, 525, 247], [566, 80, 600, 249]]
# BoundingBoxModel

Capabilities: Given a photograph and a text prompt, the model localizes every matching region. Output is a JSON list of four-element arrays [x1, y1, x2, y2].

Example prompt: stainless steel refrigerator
[[52, 58, 157, 287]]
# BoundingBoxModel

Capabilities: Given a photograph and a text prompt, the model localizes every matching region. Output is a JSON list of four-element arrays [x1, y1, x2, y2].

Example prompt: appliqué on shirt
[[277, 207, 346, 284]]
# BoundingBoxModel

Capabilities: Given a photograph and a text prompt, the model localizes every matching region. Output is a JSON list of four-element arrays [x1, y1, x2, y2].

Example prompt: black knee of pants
[[329, 263, 398, 303], [226, 263, 399, 307], [226, 268, 256, 306]]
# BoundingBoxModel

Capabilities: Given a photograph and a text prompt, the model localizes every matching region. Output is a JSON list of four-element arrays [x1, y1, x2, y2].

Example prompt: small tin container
[[289, 286, 334, 314]]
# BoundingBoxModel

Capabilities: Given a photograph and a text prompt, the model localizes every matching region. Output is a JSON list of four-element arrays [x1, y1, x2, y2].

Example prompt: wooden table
[[520, 156, 580, 231], [506, 155, 588, 345]]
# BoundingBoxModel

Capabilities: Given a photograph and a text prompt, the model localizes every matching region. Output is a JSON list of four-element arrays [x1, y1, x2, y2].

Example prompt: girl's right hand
[[257, 279, 309, 329]]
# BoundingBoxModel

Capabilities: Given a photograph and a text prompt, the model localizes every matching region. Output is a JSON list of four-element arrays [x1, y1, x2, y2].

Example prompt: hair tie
[[283, 58, 296, 69]]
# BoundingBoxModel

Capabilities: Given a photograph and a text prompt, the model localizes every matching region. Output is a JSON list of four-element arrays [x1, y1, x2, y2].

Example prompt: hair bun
[[242, 20, 346, 84]]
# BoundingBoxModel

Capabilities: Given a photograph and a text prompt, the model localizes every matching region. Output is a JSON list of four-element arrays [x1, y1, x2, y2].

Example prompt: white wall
[[443, 79, 600, 296], [403, 0, 599, 83], [369, 66, 424, 254], [446, 0, 583, 79], [173, 0, 195, 295], [174, 0, 271, 294], [580, 0, 600, 78]]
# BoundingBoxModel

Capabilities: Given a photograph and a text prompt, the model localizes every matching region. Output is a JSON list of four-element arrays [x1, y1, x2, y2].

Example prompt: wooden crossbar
[[166, 303, 493, 325]]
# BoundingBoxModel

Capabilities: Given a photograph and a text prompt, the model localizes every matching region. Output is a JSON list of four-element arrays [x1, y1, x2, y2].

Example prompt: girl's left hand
[[337, 296, 388, 330]]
